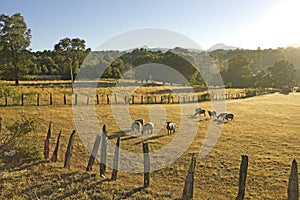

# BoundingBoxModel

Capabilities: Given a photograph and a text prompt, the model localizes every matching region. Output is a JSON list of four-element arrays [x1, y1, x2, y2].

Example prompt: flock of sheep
[[194, 108, 234, 121], [130, 108, 234, 136]]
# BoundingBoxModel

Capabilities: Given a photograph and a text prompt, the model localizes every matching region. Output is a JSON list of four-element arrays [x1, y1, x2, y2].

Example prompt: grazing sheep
[[194, 108, 206, 116], [166, 122, 177, 135], [141, 122, 154, 135], [223, 113, 234, 121], [217, 112, 227, 119], [135, 118, 144, 126], [131, 121, 142, 133], [208, 111, 217, 119]]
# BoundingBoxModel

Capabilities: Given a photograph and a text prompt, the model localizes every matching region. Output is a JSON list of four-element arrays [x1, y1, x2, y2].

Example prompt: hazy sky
[[1, 0, 299, 51]]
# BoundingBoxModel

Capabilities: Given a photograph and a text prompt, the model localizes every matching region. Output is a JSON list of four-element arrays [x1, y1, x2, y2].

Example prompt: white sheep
[[141, 122, 154, 135], [166, 122, 176, 135], [131, 121, 142, 133]]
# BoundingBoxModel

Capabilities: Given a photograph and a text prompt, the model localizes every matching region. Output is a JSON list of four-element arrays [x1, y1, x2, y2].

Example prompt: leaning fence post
[[132, 95, 135, 104], [64, 130, 76, 169], [46, 122, 52, 139], [111, 137, 121, 181], [50, 130, 61, 163], [44, 137, 50, 159], [143, 143, 150, 187], [288, 159, 299, 200], [100, 125, 108, 178], [87, 95, 90, 105], [236, 155, 248, 200], [0, 117, 2, 132], [5, 95, 7, 106], [21, 94, 24, 106], [182, 153, 196, 200], [86, 134, 101, 171], [96, 94, 99, 105], [106, 95, 110, 104]]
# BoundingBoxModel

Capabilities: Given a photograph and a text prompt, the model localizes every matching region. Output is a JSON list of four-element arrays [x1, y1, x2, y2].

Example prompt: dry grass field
[[1, 91, 300, 199]]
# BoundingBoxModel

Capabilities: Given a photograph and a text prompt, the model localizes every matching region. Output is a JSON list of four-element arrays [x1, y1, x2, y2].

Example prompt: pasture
[[1, 91, 300, 199]]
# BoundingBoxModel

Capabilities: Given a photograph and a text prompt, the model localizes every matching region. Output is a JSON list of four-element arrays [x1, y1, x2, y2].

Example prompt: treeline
[[0, 13, 299, 88]]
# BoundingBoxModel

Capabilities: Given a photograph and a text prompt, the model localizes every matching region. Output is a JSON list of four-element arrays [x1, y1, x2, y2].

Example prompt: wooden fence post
[[106, 95, 110, 104], [44, 137, 50, 159], [132, 95, 135, 104], [50, 93, 53, 105], [114, 94, 118, 104], [111, 137, 121, 181], [0, 117, 3, 132], [37, 93, 40, 106], [87, 95, 90, 105], [182, 153, 196, 200], [64, 94, 67, 105], [141, 96, 143, 104], [74, 94, 78, 105], [96, 94, 99, 105], [143, 143, 150, 187], [86, 134, 101, 171], [50, 130, 61, 163], [64, 130, 76, 169], [100, 125, 108, 178], [5, 96, 7, 106], [236, 155, 248, 200], [288, 159, 299, 200], [46, 122, 52, 139], [160, 96, 163, 104], [154, 96, 157, 104], [21, 94, 24, 106]]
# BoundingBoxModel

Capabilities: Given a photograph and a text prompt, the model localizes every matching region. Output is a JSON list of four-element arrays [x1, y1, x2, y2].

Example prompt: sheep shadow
[[119, 186, 146, 199]]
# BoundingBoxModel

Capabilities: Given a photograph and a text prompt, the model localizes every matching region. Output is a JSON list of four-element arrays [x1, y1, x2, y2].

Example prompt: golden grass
[[1, 92, 299, 199]]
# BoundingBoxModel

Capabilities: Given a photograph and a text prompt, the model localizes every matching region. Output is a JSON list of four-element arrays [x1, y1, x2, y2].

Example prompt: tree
[[225, 55, 252, 87], [268, 60, 296, 88], [0, 13, 32, 85], [54, 38, 90, 92]]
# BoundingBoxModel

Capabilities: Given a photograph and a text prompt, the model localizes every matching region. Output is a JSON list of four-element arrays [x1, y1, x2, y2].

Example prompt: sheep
[[141, 122, 154, 135], [223, 113, 234, 121], [217, 112, 227, 119], [166, 122, 176, 135], [131, 121, 142, 133], [208, 111, 217, 119], [134, 118, 144, 126], [194, 108, 206, 116]]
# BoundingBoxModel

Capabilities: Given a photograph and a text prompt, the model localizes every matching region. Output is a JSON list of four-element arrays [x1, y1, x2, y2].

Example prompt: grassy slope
[[1, 92, 300, 199]]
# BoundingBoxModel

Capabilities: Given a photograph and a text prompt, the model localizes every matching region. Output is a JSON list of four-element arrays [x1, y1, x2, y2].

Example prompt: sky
[[1, 0, 300, 51]]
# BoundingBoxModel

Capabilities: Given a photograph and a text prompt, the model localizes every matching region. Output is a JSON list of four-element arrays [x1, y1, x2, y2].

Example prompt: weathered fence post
[[0, 117, 3, 132], [51, 130, 61, 163], [37, 93, 40, 106], [114, 94, 118, 104], [111, 137, 121, 181], [100, 125, 108, 178], [86, 134, 101, 171], [64, 130, 76, 169], [154, 96, 157, 104], [106, 95, 110, 104], [288, 159, 299, 200], [21, 94, 24, 106], [168, 95, 170, 104], [96, 94, 99, 105], [44, 137, 50, 159], [75, 93, 78, 105], [132, 95, 135, 104], [64, 94, 67, 105], [143, 143, 150, 187], [49, 93, 53, 105], [87, 95, 90, 105], [236, 155, 248, 200], [4, 96, 7, 106], [141, 96, 143, 104], [160, 96, 163, 104], [46, 122, 52, 139], [182, 153, 196, 200]]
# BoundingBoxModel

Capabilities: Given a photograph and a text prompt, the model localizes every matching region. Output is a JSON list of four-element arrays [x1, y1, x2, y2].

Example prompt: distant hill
[[207, 43, 239, 51]]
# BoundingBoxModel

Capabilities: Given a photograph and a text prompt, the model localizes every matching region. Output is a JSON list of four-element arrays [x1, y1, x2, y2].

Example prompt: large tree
[[268, 60, 296, 88], [0, 13, 32, 85], [54, 38, 90, 92]]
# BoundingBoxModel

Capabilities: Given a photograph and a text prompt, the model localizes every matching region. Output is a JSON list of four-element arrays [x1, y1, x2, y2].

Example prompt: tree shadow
[[119, 186, 146, 199]]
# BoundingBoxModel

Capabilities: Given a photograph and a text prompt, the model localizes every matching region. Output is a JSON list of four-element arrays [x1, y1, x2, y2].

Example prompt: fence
[[38, 121, 299, 199], [0, 88, 279, 107]]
